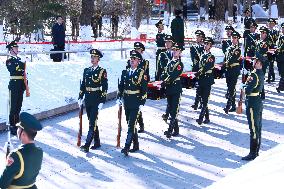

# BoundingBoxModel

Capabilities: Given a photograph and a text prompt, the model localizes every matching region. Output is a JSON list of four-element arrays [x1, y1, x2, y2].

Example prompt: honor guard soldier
[[243, 8, 255, 48], [195, 37, 215, 125], [79, 49, 108, 153], [256, 26, 270, 99], [222, 25, 234, 55], [0, 112, 43, 188], [267, 18, 279, 83], [223, 31, 242, 114], [245, 21, 260, 57], [155, 20, 166, 80], [117, 50, 147, 156], [156, 35, 174, 81], [6, 40, 30, 136], [241, 58, 264, 161], [276, 23, 284, 93], [161, 43, 184, 138], [191, 30, 205, 110], [126, 42, 149, 133]]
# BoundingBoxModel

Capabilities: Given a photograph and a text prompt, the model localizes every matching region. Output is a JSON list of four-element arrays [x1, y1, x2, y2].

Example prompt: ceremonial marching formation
[[1, 8, 284, 188]]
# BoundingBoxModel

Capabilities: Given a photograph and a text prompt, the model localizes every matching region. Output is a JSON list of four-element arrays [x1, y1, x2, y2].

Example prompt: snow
[[271, 4, 278, 19], [252, 4, 268, 18], [0, 75, 283, 189]]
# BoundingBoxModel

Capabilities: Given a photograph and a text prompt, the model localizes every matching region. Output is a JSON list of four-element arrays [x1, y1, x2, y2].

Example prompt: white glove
[[78, 99, 83, 107], [239, 83, 246, 90], [241, 68, 248, 75], [116, 99, 122, 106], [98, 103, 103, 110], [139, 105, 143, 111]]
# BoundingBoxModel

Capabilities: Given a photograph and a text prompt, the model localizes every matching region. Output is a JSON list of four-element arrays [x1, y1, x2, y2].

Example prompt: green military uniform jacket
[[190, 43, 204, 72], [224, 45, 241, 70], [0, 143, 43, 189], [161, 58, 184, 95], [245, 32, 260, 57], [158, 51, 173, 75], [256, 38, 270, 71], [156, 32, 166, 48], [118, 68, 147, 109], [6, 56, 26, 91], [196, 52, 215, 86], [222, 39, 232, 55], [268, 29, 279, 48], [245, 69, 264, 106], [278, 34, 284, 53], [79, 66, 108, 106]]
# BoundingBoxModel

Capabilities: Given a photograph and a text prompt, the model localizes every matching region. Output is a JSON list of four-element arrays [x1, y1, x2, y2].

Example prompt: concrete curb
[[0, 91, 117, 131]]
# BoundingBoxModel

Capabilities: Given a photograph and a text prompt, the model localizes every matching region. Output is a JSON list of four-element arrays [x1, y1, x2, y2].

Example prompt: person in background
[[51, 16, 65, 62], [171, 9, 185, 50]]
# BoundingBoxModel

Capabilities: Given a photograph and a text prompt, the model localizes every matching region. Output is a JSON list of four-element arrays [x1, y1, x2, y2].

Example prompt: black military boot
[[81, 128, 94, 153], [223, 99, 232, 114], [172, 119, 179, 137], [229, 104, 236, 112], [203, 108, 210, 124], [129, 129, 139, 153], [137, 113, 144, 133], [241, 139, 258, 161], [165, 119, 176, 138], [162, 114, 169, 122], [196, 107, 206, 125], [121, 132, 134, 156], [90, 129, 101, 150]]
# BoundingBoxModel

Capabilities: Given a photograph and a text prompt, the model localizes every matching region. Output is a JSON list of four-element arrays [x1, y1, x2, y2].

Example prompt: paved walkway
[[1, 78, 283, 189]]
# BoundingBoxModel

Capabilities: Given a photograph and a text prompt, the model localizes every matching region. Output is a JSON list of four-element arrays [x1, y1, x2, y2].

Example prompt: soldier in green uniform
[[0, 112, 43, 188], [171, 9, 185, 50], [195, 37, 215, 125], [6, 41, 29, 136], [241, 58, 264, 161], [276, 23, 284, 93], [243, 8, 255, 49], [161, 43, 184, 138], [191, 30, 205, 110], [223, 31, 242, 114], [159, 35, 175, 122], [222, 25, 234, 55], [79, 49, 108, 153], [256, 26, 270, 99], [267, 18, 279, 83], [126, 42, 149, 133], [155, 20, 166, 80], [117, 50, 147, 156], [245, 21, 260, 57]]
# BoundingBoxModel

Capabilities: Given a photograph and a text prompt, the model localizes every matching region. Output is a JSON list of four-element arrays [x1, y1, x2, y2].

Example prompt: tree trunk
[[228, 0, 234, 18], [215, 0, 225, 20], [277, 0, 284, 17], [237, 0, 241, 16], [80, 0, 94, 26], [268, 0, 272, 17]]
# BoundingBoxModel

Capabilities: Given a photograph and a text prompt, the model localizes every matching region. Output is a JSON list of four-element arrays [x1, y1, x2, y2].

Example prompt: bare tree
[[277, 0, 284, 17], [215, 0, 225, 20], [228, 0, 234, 18], [80, 0, 94, 26]]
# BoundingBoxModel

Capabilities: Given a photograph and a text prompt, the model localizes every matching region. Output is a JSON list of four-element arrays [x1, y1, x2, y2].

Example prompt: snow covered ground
[[0, 75, 283, 189]]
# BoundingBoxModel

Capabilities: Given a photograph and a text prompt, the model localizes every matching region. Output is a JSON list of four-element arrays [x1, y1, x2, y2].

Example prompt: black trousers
[[9, 89, 24, 126], [155, 49, 165, 81], [124, 108, 140, 148], [85, 105, 99, 146], [53, 45, 65, 62], [166, 93, 181, 120]]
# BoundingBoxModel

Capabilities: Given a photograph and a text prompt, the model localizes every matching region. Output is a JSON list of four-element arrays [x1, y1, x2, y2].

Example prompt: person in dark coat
[[51, 16, 65, 62], [171, 9, 185, 50]]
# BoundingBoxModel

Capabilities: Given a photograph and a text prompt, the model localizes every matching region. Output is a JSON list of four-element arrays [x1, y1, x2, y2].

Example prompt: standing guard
[[223, 31, 242, 114], [195, 37, 215, 125], [161, 43, 184, 138], [267, 18, 279, 83], [117, 50, 147, 156], [126, 42, 149, 133], [243, 8, 255, 49], [241, 58, 264, 161], [276, 23, 284, 93], [222, 26, 234, 55], [256, 26, 270, 99], [191, 30, 205, 110], [245, 21, 260, 57], [78, 49, 108, 153], [6, 40, 30, 136], [155, 20, 166, 80]]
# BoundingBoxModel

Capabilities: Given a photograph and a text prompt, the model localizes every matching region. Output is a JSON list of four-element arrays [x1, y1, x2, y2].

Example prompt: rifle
[[5, 97, 12, 158], [116, 78, 122, 148], [77, 80, 83, 147], [236, 57, 246, 114], [23, 61, 30, 97]]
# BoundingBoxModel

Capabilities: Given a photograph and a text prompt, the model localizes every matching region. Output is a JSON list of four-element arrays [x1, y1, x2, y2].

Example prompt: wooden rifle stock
[[117, 104, 122, 148], [24, 62, 30, 97], [77, 103, 83, 147]]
